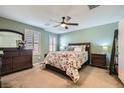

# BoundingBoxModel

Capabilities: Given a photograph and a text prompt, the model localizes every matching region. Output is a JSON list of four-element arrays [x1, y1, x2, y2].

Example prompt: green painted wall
[[0, 36, 2, 46], [59, 23, 118, 66], [0, 17, 58, 64]]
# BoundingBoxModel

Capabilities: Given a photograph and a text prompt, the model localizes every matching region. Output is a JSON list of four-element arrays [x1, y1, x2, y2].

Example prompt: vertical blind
[[25, 29, 41, 55]]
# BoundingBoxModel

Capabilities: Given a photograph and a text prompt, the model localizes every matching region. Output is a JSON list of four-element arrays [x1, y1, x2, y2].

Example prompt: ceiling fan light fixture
[[61, 23, 66, 27], [53, 16, 79, 29]]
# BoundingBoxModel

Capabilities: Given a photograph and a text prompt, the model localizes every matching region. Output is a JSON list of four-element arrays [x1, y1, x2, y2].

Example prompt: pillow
[[81, 45, 86, 51], [73, 45, 86, 52], [74, 46, 82, 52], [66, 46, 74, 51], [74, 47, 82, 52]]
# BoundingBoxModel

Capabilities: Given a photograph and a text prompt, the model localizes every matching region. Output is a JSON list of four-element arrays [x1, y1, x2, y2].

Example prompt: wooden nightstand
[[91, 54, 107, 69]]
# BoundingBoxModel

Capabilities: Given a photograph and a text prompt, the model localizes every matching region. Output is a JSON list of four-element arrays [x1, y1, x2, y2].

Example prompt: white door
[[118, 18, 124, 83]]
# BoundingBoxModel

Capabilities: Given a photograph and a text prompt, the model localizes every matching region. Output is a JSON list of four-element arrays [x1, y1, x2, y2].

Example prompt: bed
[[43, 42, 91, 83]]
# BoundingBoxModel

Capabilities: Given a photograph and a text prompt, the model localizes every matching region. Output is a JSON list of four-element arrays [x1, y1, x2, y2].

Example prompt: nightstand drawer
[[91, 54, 107, 68], [92, 59, 106, 65]]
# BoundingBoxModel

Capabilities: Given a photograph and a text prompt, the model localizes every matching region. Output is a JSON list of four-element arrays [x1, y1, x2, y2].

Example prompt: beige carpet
[[1, 65, 124, 88]]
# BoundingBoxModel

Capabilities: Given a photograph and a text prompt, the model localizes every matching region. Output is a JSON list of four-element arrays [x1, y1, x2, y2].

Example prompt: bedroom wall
[[0, 17, 59, 64], [59, 23, 118, 67], [0, 36, 2, 46]]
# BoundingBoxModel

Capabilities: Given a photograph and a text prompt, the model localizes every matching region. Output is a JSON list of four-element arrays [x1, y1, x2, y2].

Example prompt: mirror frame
[[0, 29, 24, 40]]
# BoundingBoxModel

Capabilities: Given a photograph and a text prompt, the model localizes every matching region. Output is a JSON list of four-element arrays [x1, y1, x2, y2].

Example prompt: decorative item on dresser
[[0, 48, 33, 75], [91, 54, 107, 69]]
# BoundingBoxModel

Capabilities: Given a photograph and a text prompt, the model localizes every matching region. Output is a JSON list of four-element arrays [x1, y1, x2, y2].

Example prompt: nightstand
[[91, 54, 107, 69]]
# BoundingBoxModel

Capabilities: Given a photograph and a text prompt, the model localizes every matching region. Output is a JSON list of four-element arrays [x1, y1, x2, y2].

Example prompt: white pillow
[[66, 46, 74, 51], [81, 45, 86, 51], [73, 45, 86, 52], [74, 46, 82, 52]]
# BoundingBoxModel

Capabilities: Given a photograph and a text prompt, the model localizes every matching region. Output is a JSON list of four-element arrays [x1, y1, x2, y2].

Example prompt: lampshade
[[102, 46, 108, 51], [102, 46, 108, 54]]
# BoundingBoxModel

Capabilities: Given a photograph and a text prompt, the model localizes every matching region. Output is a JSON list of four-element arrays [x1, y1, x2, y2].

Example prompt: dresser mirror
[[0, 29, 24, 48]]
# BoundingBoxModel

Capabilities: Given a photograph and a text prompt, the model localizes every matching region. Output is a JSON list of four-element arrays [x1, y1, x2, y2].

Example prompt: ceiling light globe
[[61, 24, 66, 27]]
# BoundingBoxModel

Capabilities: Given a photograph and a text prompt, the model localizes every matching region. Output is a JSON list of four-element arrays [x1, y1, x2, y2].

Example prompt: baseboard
[[117, 76, 124, 87]]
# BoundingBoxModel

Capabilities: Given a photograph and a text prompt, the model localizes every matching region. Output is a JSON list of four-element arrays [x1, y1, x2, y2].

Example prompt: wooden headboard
[[68, 42, 91, 64]]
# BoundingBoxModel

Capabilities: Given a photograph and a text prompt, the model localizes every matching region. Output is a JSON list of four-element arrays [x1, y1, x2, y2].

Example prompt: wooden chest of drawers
[[0, 55, 2, 88], [0, 48, 33, 75], [91, 54, 107, 69]]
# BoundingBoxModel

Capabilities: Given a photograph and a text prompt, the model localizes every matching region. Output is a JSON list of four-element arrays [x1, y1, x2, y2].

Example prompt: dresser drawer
[[2, 57, 12, 64], [92, 54, 106, 58], [1, 65, 12, 75], [4, 51, 19, 57], [20, 50, 32, 56], [12, 55, 32, 72], [91, 54, 107, 68], [92, 61, 106, 67]]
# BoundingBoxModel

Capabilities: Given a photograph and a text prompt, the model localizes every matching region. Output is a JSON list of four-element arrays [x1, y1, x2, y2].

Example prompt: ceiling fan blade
[[88, 5, 100, 10], [54, 24, 60, 27], [50, 19, 60, 23], [66, 23, 79, 26], [65, 16, 71, 22]]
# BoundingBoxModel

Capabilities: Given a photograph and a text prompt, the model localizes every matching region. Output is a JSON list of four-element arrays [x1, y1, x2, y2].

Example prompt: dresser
[[0, 48, 33, 75], [91, 54, 107, 69], [0, 52, 3, 88], [0, 55, 2, 88]]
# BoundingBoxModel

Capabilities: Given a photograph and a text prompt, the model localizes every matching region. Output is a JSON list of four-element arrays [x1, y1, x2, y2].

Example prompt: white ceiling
[[0, 5, 124, 34]]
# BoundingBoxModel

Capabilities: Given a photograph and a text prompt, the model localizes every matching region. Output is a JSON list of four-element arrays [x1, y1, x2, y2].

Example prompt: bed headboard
[[68, 42, 90, 51], [68, 42, 91, 64]]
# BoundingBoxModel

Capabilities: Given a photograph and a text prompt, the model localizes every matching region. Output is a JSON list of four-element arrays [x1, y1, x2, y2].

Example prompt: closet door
[[118, 19, 124, 83]]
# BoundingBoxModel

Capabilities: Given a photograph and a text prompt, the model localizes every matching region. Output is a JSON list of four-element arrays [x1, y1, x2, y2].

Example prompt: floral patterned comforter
[[43, 51, 88, 83]]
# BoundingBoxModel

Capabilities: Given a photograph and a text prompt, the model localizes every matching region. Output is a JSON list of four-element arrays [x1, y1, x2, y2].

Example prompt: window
[[25, 29, 41, 55], [49, 34, 57, 51], [33, 31, 41, 55]]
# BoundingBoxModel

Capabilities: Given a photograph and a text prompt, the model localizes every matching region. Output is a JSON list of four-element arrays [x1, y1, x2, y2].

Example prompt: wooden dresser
[[91, 54, 107, 69], [0, 48, 33, 75], [0, 54, 2, 88]]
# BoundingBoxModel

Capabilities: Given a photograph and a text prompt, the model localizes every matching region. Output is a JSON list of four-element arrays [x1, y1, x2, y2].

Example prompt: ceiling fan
[[52, 16, 79, 29]]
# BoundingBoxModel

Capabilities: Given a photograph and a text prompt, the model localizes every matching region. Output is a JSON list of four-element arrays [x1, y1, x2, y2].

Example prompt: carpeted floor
[[1, 65, 124, 88]]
